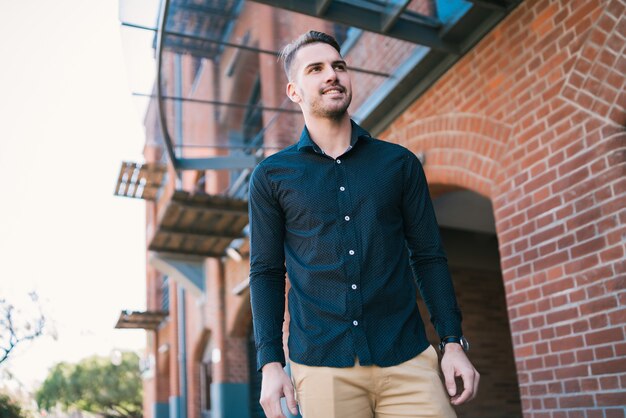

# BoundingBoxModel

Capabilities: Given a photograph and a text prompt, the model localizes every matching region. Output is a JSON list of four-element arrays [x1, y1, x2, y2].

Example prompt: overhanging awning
[[118, 0, 523, 173], [149, 191, 248, 258], [149, 253, 206, 296], [115, 310, 168, 330]]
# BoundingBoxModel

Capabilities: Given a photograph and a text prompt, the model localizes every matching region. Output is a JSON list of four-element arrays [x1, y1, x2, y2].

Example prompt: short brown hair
[[279, 30, 341, 80]]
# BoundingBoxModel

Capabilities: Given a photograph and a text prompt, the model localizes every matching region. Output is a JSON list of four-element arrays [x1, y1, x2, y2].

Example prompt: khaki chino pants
[[289, 345, 457, 418]]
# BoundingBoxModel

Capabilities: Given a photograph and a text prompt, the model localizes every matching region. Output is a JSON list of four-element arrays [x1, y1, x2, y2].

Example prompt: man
[[248, 31, 479, 418]]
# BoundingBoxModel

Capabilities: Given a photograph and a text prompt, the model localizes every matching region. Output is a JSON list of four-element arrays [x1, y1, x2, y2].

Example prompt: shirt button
[[344, 216, 350, 221], [349, 250, 355, 255], [340, 186, 345, 191], [353, 320, 358, 326], [351, 284, 357, 290], [336, 159, 342, 164]]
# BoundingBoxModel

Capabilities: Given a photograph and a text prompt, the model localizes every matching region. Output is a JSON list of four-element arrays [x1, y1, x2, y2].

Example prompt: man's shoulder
[[362, 136, 417, 159], [262, 143, 300, 163], [251, 143, 300, 178]]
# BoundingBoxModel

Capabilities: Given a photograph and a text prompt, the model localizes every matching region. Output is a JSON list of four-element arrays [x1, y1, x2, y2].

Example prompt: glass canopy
[[118, 0, 522, 176]]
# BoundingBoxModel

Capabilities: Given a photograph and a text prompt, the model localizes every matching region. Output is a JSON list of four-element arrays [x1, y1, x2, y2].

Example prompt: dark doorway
[[424, 190, 523, 418]]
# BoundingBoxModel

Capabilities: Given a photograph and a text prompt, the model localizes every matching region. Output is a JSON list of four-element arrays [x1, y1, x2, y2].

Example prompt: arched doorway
[[422, 189, 522, 418]]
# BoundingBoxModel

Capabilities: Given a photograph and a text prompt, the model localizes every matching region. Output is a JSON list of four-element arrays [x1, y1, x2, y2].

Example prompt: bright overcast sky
[[0, 0, 156, 390]]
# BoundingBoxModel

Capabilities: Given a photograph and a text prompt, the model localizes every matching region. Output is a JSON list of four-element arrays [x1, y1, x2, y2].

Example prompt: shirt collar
[[297, 119, 372, 153]]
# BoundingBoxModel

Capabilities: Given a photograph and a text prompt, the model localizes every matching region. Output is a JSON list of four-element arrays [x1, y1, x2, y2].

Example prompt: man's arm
[[249, 164, 287, 371], [401, 152, 479, 405], [248, 165, 298, 417], [401, 152, 461, 337]]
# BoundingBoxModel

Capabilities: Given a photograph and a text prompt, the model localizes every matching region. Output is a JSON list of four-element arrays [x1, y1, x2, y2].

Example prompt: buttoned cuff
[[256, 344, 286, 372]]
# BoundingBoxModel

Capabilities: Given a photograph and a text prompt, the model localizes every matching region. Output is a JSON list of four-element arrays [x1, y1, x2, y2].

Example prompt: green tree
[[35, 352, 143, 418], [0, 393, 30, 418]]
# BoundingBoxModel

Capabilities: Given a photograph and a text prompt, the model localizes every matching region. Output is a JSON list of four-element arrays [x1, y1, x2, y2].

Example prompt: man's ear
[[286, 82, 301, 104]]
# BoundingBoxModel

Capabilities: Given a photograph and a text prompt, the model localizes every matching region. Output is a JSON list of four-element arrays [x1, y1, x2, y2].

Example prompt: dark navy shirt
[[248, 120, 462, 372]]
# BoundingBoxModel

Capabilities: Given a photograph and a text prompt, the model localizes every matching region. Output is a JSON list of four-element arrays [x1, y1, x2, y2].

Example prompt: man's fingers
[[265, 397, 286, 418], [443, 366, 457, 397], [283, 382, 299, 415], [471, 370, 480, 400], [451, 368, 480, 405]]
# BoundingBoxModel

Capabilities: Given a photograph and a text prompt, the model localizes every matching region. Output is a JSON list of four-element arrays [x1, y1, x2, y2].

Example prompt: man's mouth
[[322, 86, 344, 95]]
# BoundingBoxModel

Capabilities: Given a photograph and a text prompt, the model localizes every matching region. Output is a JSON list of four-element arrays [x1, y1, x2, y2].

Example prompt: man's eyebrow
[[303, 61, 323, 71], [303, 60, 348, 71]]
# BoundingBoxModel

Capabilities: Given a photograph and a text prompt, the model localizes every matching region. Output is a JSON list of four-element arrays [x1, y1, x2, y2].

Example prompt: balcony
[[148, 190, 248, 258]]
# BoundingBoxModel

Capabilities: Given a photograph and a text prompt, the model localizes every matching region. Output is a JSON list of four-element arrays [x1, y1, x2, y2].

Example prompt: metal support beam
[[177, 156, 258, 170], [133, 92, 302, 113], [381, 0, 411, 33], [466, 0, 509, 11], [248, 0, 458, 53], [155, 0, 179, 172], [315, 0, 332, 15], [156, 227, 244, 241], [172, 3, 238, 18]]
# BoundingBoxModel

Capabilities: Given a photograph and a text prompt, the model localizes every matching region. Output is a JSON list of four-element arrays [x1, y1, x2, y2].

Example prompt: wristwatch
[[438, 336, 469, 354]]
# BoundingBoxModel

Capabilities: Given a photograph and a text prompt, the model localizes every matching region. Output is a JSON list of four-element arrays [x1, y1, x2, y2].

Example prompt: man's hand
[[440, 343, 480, 405], [260, 362, 299, 418]]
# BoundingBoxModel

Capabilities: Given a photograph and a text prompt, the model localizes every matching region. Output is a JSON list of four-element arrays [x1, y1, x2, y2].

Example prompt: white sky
[[0, 0, 158, 390]]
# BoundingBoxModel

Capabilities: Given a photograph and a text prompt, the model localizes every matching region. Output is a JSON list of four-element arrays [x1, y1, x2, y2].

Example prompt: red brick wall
[[379, 1, 626, 417]]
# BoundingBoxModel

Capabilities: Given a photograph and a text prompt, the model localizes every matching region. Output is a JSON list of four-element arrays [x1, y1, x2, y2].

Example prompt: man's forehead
[[293, 43, 344, 69]]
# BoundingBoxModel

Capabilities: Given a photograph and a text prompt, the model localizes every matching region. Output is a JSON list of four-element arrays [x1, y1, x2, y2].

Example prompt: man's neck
[[303, 114, 352, 159]]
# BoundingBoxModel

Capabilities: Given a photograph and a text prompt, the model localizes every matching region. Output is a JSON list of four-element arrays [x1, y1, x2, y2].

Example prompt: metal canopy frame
[[249, 0, 459, 52], [352, 0, 522, 135], [244, 0, 522, 136], [138, 0, 522, 174], [154, 0, 258, 177]]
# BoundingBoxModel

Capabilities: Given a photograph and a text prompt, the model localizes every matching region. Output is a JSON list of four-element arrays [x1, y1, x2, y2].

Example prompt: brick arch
[[559, 0, 626, 127], [384, 113, 511, 200]]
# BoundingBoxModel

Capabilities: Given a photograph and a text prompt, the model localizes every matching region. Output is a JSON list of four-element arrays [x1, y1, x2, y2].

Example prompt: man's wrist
[[442, 342, 464, 353], [261, 361, 284, 373], [438, 335, 469, 353]]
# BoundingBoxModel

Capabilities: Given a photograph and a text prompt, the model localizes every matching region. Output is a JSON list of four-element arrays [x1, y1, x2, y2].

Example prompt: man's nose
[[324, 66, 338, 82]]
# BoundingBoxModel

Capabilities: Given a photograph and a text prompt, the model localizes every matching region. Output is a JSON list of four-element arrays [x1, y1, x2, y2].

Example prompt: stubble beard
[[309, 89, 353, 120]]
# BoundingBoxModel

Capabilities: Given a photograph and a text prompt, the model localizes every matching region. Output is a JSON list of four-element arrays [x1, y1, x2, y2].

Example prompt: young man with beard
[[248, 31, 479, 418]]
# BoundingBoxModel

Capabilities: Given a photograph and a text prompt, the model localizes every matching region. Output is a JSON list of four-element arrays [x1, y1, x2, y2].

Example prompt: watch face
[[460, 336, 470, 352]]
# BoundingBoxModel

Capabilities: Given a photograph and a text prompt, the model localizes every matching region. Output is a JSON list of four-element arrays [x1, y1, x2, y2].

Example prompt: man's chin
[[321, 103, 351, 118]]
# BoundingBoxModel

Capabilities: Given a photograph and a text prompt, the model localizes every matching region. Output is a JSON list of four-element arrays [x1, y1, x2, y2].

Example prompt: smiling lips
[[322, 86, 345, 95]]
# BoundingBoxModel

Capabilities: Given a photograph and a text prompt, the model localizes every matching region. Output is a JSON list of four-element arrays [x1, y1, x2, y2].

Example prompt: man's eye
[[334, 65, 346, 71]]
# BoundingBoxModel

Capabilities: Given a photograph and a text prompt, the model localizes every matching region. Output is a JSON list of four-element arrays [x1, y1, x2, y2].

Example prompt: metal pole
[[133, 92, 302, 113]]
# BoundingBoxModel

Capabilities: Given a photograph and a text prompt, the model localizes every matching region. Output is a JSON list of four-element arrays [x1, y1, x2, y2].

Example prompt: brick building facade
[[116, 1, 625, 417]]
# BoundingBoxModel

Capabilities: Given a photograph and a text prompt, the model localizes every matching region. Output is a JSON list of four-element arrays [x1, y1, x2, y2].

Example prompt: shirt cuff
[[256, 343, 286, 372], [437, 318, 463, 340]]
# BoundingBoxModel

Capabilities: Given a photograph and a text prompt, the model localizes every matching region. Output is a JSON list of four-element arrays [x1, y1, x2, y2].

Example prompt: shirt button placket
[[336, 155, 363, 341]]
